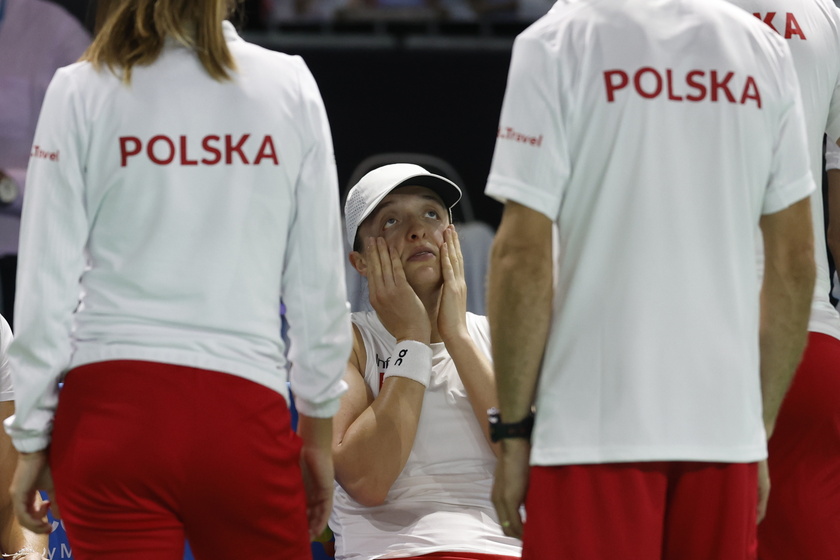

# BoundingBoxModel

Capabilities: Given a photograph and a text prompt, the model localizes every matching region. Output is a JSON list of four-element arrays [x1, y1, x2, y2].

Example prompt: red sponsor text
[[603, 67, 761, 108], [753, 12, 806, 39], [497, 127, 543, 147], [31, 145, 59, 162], [119, 134, 280, 167]]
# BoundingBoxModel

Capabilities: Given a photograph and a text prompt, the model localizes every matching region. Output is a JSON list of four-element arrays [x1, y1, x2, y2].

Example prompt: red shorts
[[50, 360, 310, 560], [523, 462, 758, 560], [758, 332, 840, 560]]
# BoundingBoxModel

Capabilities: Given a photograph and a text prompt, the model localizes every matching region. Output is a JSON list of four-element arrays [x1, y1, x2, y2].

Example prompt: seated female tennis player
[[328, 163, 521, 560]]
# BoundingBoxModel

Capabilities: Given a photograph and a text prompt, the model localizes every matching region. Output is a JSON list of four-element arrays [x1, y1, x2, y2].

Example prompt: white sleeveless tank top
[[330, 311, 522, 560]]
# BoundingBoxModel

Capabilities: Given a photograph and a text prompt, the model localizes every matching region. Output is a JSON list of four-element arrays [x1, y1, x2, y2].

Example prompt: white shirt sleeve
[[485, 34, 569, 221], [0, 315, 14, 403], [762, 42, 816, 215], [283, 59, 351, 418], [4, 68, 89, 452]]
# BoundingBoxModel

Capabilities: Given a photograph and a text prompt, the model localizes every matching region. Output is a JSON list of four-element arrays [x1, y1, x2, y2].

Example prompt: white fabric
[[330, 311, 521, 560], [486, 0, 815, 466], [0, 315, 13, 402], [0, 0, 90, 256], [724, 0, 840, 341], [383, 340, 433, 387], [828, 137, 840, 171], [5, 22, 352, 452]]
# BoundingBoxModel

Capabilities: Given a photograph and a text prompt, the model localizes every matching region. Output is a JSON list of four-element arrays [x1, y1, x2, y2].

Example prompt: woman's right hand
[[9, 451, 58, 534], [365, 237, 431, 344]]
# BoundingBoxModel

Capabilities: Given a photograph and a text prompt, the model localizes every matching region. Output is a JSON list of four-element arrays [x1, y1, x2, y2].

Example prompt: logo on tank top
[[603, 68, 762, 108], [376, 353, 390, 390], [753, 12, 807, 40], [118, 134, 280, 167]]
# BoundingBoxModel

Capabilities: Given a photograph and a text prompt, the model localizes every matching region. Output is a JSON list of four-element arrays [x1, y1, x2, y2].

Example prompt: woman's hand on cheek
[[366, 237, 431, 344], [437, 226, 468, 343]]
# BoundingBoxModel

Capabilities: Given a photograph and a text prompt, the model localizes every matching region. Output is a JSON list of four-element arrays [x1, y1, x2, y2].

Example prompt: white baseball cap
[[344, 163, 462, 249]]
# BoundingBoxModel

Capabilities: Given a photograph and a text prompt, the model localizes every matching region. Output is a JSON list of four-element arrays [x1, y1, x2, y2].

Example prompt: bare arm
[[827, 167, 840, 267], [437, 227, 499, 452], [487, 201, 553, 539], [297, 414, 335, 541], [332, 238, 431, 507], [759, 197, 815, 437], [487, 201, 553, 428], [0, 402, 50, 555], [331, 328, 426, 506]]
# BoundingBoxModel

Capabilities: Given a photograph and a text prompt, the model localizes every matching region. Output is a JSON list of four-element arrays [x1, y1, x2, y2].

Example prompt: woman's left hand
[[438, 226, 468, 343]]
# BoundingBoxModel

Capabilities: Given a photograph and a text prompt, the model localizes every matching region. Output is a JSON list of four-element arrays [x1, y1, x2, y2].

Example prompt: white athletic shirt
[[725, 0, 840, 340], [0, 315, 14, 402], [5, 22, 352, 452], [486, 0, 815, 466], [330, 311, 521, 560]]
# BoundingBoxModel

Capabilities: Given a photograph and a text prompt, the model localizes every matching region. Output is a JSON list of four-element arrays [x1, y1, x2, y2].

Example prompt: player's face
[[355, 186, 450, 286]]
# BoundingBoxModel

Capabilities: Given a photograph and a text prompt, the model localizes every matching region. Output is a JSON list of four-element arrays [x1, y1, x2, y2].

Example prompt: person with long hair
[[3, 0, 352, 558]]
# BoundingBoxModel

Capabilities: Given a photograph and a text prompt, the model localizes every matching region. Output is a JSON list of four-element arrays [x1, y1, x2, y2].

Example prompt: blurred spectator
[[0, 0, 90, 326]]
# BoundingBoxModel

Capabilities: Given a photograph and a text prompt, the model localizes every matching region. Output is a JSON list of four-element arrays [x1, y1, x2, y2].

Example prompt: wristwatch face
[[0, 177, 18, 205]]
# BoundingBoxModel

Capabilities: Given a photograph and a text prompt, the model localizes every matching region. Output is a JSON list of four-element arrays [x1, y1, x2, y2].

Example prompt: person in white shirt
[[2, 0, 352, 558], [0, 315, 47, 560], [720, 3, 840, 559], [330, 163, 521, 560], [485, 1, 816, 558]]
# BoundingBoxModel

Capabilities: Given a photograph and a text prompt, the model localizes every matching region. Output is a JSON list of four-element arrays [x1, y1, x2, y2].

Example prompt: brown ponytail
[[83, 0, 237, 83]]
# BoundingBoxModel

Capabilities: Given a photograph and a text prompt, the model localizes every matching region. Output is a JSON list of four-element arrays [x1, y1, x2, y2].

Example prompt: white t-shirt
[[725, 0, 840, 340], [0, 315, 14, 402], [5, 23, 352, 452], [330, 311, 521, 560], [486, 0, 815, 466]]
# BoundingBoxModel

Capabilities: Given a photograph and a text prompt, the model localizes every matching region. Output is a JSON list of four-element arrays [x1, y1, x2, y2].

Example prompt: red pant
[[523, 462, 758, 560], [50, 360, 310, 560], [758, 332, 840, 560]]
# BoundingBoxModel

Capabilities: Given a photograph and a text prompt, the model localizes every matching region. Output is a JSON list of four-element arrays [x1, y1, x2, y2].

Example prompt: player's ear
[[349, 251, 367, 277]]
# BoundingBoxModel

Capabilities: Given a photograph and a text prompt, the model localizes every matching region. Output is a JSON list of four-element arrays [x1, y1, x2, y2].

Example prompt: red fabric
[[50, 360, 310, 560], [522, 461, 758, 560], [758, 332, 840, 560]]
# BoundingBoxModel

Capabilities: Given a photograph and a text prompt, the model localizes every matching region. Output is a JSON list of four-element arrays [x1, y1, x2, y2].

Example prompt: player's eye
[[425, 210, 440, 219], [382, 217, 397, 229]]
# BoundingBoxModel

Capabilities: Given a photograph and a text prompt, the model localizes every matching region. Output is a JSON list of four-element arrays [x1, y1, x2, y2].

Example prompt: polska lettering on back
[[118, 133, 280, 167], [603, 68, 762, 108]]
